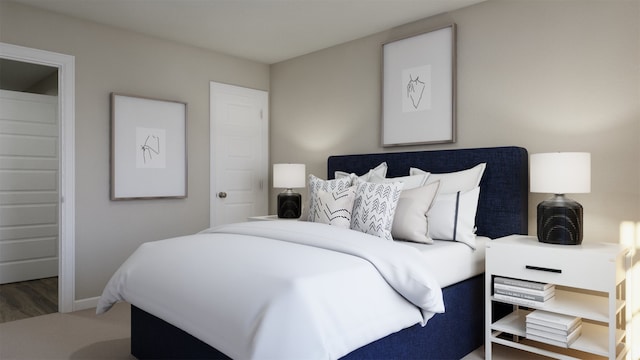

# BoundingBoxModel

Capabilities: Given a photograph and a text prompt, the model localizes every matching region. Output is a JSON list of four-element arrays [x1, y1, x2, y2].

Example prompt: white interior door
[[0, 89, 59, 284], [210, 82, 268, 227]]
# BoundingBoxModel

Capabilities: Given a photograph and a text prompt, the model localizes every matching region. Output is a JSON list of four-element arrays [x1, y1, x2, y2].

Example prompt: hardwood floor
[[0, 277, 58, 323]]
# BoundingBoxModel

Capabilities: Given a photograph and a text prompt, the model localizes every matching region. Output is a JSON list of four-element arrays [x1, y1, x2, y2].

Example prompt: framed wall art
[[382, 23, 456, 146], [110, 93, 187, 200]]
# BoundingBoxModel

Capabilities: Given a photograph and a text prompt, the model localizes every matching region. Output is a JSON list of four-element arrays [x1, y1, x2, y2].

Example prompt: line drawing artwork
[[406, 74, 426, 109], [401, 65, 431, 113], [141, 135, 160, 164], [136, 127, 166, 169]]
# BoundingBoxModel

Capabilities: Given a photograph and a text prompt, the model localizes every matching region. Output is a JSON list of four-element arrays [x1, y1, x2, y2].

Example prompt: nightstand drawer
[[486, 236, 621, 291]]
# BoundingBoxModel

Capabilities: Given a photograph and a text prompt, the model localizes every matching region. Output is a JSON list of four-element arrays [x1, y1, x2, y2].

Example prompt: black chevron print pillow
[[313, 186, 357, 228], [307, 174, 354, 222], [351, 180, 404, 240]]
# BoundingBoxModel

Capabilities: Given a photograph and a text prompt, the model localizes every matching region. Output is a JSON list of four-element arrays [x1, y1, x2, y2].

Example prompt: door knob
[[217, 192, 227, 198]]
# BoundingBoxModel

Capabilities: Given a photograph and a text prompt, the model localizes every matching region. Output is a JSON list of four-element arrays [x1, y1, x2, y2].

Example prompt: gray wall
[[270, 0, 640, 245], [0, 1, 269, 299]]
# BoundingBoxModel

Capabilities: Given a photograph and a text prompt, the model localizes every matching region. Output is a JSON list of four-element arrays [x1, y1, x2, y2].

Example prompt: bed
[[98, 146, 528, 359]]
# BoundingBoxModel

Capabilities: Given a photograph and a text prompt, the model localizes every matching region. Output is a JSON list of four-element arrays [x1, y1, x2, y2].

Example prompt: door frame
[[0, 42, 76, 313]]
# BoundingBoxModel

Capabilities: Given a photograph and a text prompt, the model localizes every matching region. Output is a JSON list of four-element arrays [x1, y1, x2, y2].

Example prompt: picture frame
[[381, 23, 456, 146], [110, 93, 187, 200]]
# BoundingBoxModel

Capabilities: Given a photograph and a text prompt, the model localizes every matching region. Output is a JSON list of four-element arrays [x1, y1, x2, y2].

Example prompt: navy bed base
[[131, 146, 528, 359], [132, 274, 484, 360]]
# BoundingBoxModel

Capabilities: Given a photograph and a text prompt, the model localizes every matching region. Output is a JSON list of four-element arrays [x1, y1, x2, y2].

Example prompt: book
[[494, 277, 553, 291], [494, 288, 555, 302], [525, 310, 581, 331], [494, 282, 555, 297], [526, 323, 581, 341], [526, 321, 582, 336], [493, 293, 554, 307], [526, 324, 582, 348]]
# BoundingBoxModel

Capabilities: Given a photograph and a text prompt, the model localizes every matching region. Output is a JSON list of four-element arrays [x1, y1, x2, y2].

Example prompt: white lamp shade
[[530, 152, 591, 194], [273, 163, 306, 189]]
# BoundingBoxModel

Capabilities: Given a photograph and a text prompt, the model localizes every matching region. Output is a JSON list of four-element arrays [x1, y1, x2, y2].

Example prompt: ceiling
[[11, 0, 484, 64]]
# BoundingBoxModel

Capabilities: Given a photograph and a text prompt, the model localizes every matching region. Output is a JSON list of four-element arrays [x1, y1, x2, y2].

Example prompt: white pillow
[[313, 186, 357, 228], [427, 186, 480, 249], [307, 174, 354, 222], [335, 162, 387, 182], [391, 181, 440, 244], [369, 172, 429, 190], [350, 180, 403, 240], [411, 163, 486, 193]]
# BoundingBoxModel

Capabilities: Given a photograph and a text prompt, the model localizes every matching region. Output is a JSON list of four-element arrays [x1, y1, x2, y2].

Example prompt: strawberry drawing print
[[407, 74, 426, 109], [402, 65, 431, 113]]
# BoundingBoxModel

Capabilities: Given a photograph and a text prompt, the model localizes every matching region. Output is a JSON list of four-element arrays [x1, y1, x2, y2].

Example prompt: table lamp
[[273, 163, 306, 218], [530, 152, 591, 245]]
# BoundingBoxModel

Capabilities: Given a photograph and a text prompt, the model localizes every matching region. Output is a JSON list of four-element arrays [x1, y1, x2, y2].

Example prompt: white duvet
[[97, 221, 444, 360]]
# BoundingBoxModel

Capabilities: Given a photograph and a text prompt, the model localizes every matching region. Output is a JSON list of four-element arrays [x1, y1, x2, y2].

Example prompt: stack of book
[[493, 276, 555, 307], [525, 310, 582, 348]]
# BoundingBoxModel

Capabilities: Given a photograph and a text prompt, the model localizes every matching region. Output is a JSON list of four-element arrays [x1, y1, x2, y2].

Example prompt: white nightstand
[[247, 215, 299, 221], [485, 235, 630, 360]]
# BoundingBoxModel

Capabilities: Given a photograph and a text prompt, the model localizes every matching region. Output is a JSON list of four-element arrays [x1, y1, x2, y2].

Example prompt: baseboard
[[73, 296, 99, 311]]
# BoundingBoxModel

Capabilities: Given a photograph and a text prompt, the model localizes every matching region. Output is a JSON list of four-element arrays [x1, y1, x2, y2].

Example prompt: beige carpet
[[0, 302, 133, 360]]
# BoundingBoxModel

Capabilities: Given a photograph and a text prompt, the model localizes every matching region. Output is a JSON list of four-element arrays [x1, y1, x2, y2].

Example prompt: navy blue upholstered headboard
[[327, 146, 528, 239]]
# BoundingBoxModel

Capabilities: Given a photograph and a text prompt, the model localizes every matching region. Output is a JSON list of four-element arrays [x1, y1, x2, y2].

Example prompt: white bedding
[[400, 237, 488, 288], [97, 221, 444, 360]]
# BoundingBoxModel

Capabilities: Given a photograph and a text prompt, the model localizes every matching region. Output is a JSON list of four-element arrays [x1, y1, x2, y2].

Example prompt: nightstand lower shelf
[[491, 307, 628, 359], [490, 290, 625, 323]]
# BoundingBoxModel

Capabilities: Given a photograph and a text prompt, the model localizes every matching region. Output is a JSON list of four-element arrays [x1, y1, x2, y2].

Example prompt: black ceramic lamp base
[[537, 194, 583, 245], [277, 191, 301, 219]]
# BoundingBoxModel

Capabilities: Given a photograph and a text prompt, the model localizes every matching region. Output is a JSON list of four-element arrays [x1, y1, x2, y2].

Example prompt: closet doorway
[[0, 43, 75, 315]]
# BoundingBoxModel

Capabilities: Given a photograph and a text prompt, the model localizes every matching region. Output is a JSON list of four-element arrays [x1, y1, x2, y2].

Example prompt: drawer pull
[[525, 265, 561, 273]]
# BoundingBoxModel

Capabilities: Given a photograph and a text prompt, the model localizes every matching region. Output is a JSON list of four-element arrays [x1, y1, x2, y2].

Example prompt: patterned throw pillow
[[350, 180, 404, 240], [313, 186, 357, 228], [307, 174, 354, 222]]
